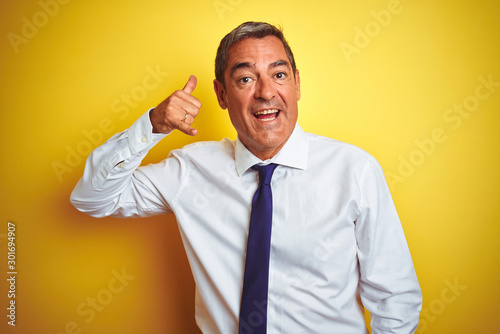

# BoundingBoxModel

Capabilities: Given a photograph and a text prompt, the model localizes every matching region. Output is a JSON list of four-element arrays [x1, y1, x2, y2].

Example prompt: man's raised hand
[[150, 75, 202, 136]]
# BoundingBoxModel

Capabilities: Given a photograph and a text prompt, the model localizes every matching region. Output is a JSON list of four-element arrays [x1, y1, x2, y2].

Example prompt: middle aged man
[[71, 21, 422, 333]]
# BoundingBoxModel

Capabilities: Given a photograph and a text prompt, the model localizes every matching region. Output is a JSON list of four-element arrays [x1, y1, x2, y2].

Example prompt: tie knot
[[254, 163, 278, 186]]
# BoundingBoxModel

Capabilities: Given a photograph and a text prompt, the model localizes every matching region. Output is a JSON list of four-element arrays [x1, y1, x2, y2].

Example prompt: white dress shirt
[[71, 109, 422, 334]]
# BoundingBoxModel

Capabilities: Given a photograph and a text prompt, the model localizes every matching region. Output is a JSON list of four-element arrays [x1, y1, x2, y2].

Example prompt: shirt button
[[141, 136, 147, 143]]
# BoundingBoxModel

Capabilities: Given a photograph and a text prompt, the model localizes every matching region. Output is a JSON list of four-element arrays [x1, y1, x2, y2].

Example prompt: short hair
[[215, 21, 297, 88]]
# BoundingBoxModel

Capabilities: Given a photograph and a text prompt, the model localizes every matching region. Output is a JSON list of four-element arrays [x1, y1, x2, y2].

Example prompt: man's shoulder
[[303, 131, 385, 179], [305, 132, 374, 162], [171, 138, 236, 161]]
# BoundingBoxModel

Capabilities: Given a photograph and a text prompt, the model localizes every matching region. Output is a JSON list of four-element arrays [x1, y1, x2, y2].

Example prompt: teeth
[[260, 116, 276, 122], [254, 109, 279, 116]]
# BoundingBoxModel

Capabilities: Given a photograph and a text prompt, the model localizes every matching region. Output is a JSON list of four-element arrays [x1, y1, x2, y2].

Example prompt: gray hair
[[215, 21, 297, 88]]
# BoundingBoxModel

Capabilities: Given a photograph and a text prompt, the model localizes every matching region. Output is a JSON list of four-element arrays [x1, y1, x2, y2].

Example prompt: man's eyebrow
[[269, 60, 291, 69], [230, 62, 254, 77], [230, 60, 291, 77]]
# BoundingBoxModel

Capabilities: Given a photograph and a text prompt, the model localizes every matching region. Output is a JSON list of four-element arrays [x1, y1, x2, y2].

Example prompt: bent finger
[[177, 120, 198, 136]]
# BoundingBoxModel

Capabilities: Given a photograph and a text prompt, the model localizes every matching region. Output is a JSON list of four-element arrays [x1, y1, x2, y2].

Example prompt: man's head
[[215, 22, 297, 88], [213, 22, 301, 161]]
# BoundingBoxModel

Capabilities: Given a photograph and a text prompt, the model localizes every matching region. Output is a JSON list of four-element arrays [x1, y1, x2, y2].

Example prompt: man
[[71, 22, 422, 333]]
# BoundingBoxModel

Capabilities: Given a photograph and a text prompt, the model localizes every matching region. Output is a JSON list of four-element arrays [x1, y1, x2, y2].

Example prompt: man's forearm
[[70, 109, 167, 218]]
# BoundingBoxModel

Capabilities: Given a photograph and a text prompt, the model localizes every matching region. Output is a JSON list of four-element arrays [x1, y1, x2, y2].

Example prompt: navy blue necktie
[[239, 163, 278, 334]]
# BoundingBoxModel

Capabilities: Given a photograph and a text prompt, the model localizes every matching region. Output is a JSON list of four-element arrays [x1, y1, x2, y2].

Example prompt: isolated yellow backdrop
[[1, 0, 499, 333]]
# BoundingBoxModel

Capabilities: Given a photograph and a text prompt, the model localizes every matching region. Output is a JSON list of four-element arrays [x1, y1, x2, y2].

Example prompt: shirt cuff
[[127, 108, 167, 154]]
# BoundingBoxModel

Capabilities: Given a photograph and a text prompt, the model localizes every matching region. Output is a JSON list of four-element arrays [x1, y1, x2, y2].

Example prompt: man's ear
[[213, 79, 227, 109]]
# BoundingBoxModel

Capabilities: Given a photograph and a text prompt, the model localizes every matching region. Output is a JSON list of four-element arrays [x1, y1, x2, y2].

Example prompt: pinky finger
[[178, 121, 198, 136]]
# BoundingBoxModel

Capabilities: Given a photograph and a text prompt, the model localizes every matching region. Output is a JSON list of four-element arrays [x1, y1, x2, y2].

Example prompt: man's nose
[[254, 76, 276, 101]]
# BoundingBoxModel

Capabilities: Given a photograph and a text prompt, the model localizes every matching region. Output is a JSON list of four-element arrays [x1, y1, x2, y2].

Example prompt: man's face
[[214, 36, 301, 160]]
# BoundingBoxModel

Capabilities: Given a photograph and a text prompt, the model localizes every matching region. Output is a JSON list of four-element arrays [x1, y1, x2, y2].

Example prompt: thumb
[[182, 75, 197, 94]]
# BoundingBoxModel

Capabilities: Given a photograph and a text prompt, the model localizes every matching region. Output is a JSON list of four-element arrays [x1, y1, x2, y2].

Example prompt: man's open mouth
[[253, 109, 280, 122]]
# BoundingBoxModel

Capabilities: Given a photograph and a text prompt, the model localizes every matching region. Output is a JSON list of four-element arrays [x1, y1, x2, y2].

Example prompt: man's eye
[[275, 72, 286, 79], [239, 77, 251, 84]]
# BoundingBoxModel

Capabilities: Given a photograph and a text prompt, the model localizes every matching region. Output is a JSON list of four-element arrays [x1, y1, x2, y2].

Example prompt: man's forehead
[[226, 36, 290, 71]]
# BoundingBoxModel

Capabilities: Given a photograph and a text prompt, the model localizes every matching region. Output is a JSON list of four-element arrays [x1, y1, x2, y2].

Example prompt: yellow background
[[1, 0, 499, 333]]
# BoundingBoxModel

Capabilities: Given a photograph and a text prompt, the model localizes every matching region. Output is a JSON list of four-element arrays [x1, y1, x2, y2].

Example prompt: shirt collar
[[235, 123, 308, 176]]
